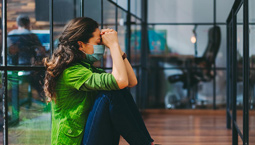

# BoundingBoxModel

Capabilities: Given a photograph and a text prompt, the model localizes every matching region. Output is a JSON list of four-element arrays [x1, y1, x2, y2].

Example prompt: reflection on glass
[[7, 71, 51, 144], [5, 1, 50, 67]]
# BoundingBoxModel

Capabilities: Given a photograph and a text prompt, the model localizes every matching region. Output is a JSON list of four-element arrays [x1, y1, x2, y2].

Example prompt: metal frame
[[140, 0, 149, 109], [2, 0, 8, 144], [226, 0, 250, 144]]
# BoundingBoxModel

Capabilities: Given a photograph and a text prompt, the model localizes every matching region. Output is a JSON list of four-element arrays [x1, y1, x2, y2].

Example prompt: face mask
[[83, 43, 105, 63]]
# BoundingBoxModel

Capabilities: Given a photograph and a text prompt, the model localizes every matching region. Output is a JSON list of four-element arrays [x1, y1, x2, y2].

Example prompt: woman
[[44, 17, 154, 145]]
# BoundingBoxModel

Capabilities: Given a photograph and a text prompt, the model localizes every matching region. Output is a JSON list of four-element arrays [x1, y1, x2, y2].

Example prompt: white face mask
[[83, 43, 105, 63]]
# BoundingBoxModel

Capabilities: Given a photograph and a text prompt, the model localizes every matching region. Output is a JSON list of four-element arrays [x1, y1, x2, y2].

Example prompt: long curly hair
[[44, 17, 98, 103]]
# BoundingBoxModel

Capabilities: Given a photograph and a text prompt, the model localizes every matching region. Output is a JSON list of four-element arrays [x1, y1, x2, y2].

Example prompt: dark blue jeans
[[81, 88, 154, 145]]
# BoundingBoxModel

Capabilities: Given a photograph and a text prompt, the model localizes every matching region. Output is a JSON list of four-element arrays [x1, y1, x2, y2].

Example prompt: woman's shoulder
[[63, 60, 106, 75], [66, 60, 92, 71]]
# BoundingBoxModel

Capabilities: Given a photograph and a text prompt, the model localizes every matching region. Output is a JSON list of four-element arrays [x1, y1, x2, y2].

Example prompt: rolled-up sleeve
[[63, 64, 120, 91], [80, 73, 120, 91]]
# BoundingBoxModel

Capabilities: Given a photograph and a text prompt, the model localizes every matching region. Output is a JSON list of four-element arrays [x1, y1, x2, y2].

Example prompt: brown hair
[[44, 17, 98, 102]]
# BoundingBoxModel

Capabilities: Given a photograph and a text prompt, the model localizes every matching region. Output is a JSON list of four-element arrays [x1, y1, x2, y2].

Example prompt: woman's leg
[[120, 88, 154, 143], [81, 91, 120, 145], [82, 89, 151, 145]]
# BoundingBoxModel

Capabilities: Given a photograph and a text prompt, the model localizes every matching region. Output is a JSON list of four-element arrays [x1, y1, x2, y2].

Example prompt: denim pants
[[81, 88, 154, 145]]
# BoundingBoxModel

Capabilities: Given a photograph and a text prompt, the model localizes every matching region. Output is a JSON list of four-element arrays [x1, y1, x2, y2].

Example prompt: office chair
[[167, 26, 221, 107]]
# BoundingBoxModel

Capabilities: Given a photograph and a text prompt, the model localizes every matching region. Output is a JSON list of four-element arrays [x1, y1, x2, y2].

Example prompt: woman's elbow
[[128, 79, 138, 88], [117, 79, 129, 89]]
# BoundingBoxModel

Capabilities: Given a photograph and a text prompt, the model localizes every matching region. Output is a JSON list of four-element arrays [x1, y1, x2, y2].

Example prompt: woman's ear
[[77, 41, 83, 51]]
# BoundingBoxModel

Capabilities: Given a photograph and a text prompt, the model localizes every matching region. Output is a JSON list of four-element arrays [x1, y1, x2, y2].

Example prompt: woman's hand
[[101, 29, 119, 48]]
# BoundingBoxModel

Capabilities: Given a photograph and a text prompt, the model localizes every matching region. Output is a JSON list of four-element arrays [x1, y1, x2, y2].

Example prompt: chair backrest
[[202, 26, 221, 64]]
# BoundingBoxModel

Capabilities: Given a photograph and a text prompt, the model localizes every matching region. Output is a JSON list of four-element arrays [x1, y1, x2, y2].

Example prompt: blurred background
[[0, 0, 254, 144]]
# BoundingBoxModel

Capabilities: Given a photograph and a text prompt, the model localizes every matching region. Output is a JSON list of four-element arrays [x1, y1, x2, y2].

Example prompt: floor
[[119, 109, 255, 145], [0, 109, 254, 145]]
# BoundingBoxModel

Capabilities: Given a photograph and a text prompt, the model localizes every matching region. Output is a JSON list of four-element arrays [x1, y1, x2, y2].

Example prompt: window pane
[[249, 0, 255, 23], [118, 0, 128, 11], [131, 0, 141, 18], [216, 0, 235, 23], [130, 19, 141, 65], [149, 25, 216, 56], [84, 0, 101, 24], [148, 0, 213, 23], [7, 71, 51, 144], [53, 0, 80, 50], [6, 0, 50, 66], [104, 0, 116, 24]]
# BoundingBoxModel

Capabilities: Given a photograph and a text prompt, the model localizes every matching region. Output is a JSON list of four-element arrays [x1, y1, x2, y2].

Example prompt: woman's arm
[[118, 46, 138, 87], [101, 31, 128, 89], [101, 29, 137, 88]]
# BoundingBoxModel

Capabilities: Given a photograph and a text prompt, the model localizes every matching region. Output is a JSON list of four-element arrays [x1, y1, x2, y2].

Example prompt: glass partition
[[84, 0, 102, 24], [130, 17, 141, 66], [216, 0, 235, 23], [7, 71, 51, 144], [6, 0, 50, 67], [148, 0, 214, 23], [131, 0, 141, 18]]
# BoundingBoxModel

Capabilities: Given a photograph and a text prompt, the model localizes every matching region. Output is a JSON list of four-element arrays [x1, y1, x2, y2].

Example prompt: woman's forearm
[[123, 58, 138, 87], [110, 43, 128, 89], [118, 46, 138, 87]]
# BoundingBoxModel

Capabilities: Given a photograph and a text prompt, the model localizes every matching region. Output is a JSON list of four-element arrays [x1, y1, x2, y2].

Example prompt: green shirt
[[51, 59, 120, 145]]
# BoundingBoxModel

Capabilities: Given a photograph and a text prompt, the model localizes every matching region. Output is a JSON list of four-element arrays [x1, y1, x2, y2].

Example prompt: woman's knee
[[97, 89, 126, 102]]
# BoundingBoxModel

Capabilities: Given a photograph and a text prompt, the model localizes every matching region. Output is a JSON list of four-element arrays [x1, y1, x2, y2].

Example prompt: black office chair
[[167, 26, 221, 107]]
